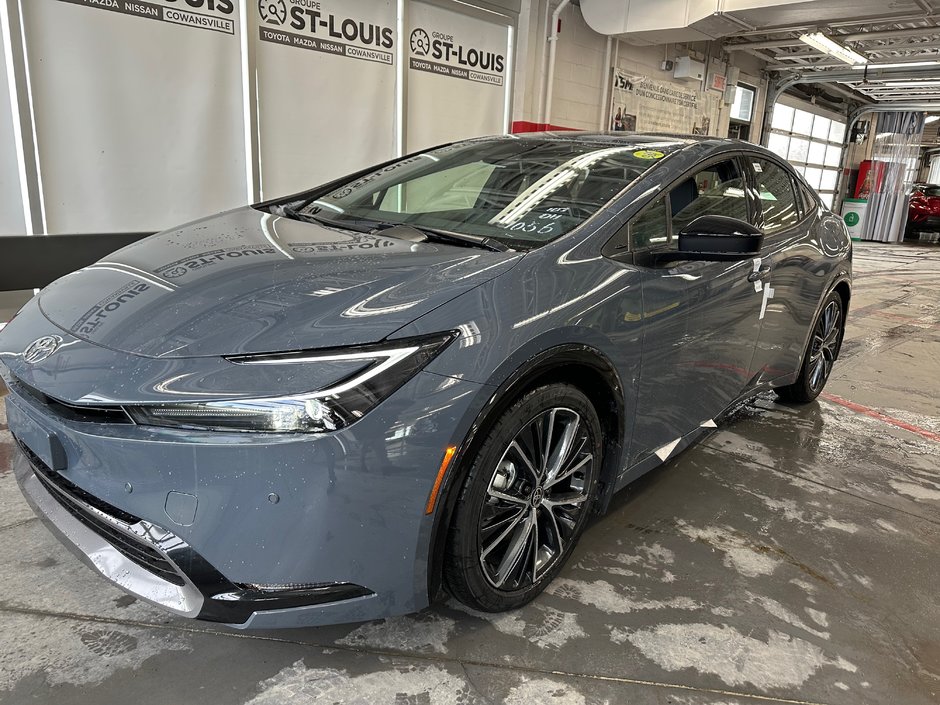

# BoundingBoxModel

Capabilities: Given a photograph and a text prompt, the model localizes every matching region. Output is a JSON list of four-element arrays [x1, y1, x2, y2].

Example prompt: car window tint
[[631, 197, 669, 250], [670, 159, 748, 234], [754, 159, 800, 233]]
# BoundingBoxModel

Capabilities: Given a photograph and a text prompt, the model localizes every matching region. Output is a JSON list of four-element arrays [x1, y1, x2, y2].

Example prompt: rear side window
[[753, 159, 800, 233], [800, 184, 817, 216]]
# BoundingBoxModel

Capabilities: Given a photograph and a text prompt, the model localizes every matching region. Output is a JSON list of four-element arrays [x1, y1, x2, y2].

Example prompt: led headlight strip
[[125, 332, 456, 433]]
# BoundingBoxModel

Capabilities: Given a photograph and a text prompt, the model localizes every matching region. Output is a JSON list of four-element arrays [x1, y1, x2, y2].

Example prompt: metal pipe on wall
[[598, 35, 612, 130], [543, 0, 570, 127]]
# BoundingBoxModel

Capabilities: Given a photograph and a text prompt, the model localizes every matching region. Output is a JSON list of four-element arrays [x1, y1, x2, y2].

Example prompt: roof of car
[[520, 130, 719, 142], [495, 131, 754, 152]]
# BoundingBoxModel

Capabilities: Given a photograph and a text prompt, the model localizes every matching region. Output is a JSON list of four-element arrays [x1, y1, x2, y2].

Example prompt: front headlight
[[125, 332, 456, 433]]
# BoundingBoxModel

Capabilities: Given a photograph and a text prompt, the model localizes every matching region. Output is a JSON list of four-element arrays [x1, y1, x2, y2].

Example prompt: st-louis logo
[[410, 28, 430, 56], [259, 0, 287, 25]]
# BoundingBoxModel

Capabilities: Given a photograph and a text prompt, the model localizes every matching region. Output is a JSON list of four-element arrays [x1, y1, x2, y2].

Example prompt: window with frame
[[728, 84, 756, 141], [669, 159, 750, 235], [753, 159, 800, 233], [768, 103, 844, 208]]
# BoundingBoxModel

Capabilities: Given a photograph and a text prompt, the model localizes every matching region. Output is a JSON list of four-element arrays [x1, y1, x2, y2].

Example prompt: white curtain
[[859, 112, 925, 243]]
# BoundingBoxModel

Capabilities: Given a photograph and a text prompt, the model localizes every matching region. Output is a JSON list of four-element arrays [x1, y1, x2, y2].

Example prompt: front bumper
[[13, 440, 373, 623], [5, 368, 485, 628]]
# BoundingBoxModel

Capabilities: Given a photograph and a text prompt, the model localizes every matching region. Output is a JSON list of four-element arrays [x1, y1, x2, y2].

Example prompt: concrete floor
[[1, 242, 939, 705]]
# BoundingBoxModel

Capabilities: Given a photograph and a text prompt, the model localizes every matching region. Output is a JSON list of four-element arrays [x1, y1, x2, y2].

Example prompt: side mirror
[[676, 215, 763, 261]]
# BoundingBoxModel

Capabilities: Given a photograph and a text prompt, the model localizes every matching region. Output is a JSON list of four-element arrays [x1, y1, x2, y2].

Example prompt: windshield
[[917, 185, 940, 198], [268, 138, 677, 249]]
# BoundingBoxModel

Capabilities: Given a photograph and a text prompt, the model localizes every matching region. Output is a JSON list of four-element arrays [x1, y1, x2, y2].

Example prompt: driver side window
[[669, 159, 749, 235]]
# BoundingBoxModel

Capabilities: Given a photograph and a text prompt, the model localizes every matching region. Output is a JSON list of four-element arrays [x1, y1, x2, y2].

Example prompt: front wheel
[[444, 384, 602, 612], [775, 290, 845, 403]]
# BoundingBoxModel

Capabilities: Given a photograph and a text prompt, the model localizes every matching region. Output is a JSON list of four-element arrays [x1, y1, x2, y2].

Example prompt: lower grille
[[16, 439, 186, 587]]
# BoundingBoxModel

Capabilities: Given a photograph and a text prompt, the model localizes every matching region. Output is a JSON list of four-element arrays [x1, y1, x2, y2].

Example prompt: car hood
[[37, 207, 522, 358]]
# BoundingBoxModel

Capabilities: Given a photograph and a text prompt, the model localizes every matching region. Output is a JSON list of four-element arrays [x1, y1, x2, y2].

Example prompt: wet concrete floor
[[0, 242, 938, 704]]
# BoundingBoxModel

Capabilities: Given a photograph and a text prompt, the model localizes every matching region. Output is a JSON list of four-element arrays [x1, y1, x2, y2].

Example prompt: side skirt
[[612, 386, 771, 494]]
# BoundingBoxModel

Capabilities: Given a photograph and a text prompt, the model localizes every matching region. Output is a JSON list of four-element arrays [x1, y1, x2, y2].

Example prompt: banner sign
[[25, 0, 247, 233], [257, 0, 394, 64], [408, 25, 505, 86], [252, 0, 397, 196], [55, 0, 236, 35], [406, 2, 510, 152], [609, 69, 721, 136], [0, 48, 25, 233]]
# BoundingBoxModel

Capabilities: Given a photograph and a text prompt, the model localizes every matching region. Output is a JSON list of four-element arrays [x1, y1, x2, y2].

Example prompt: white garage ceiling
[[582, 0, 940, 106]]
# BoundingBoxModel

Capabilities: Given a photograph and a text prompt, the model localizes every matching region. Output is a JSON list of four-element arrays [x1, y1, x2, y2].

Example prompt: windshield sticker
[[633, 150, 665, 160]]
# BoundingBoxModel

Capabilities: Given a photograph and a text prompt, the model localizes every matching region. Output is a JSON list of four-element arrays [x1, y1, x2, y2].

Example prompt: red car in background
[[907, 183, 940, 235]]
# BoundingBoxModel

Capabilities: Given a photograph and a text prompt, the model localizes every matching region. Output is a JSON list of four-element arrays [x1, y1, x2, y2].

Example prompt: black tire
[[444, 384, 602, 612], [775, 290, 845, 403]]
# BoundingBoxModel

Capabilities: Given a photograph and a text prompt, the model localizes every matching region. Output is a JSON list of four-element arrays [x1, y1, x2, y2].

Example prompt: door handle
[[747, 265, 771, 283]]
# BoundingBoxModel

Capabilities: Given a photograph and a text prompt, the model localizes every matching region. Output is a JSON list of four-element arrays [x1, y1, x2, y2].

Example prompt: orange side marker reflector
[[425, 446, 457, 515]]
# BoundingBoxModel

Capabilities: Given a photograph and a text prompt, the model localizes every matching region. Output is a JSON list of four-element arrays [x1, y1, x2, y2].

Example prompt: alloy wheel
[[477, 407, 594, 591], [808, 300, 842, 392]]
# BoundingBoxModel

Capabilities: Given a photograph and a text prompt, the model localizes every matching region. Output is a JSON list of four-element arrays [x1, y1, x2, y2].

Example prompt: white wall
[[511, 1, 769, 138]]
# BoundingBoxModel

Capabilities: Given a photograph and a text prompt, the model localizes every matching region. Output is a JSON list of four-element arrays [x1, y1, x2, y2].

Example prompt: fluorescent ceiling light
[[852, 60, 940, 70], [877, 80, 940, 88], [799, 32, 867, 65]]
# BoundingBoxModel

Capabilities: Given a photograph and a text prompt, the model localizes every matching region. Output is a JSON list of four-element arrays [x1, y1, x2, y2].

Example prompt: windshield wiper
[[275, 206, 376, 233], [374, 223, 511, 252], [274, 209, 511, 251]]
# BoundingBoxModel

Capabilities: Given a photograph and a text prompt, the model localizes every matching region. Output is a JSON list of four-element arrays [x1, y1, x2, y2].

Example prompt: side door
[[745, 156, 826, 384], [611, 155, 768, 466]]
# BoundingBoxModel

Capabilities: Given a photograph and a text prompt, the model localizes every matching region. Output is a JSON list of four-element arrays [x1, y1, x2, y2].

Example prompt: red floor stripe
[[821, 393, 940, 443]]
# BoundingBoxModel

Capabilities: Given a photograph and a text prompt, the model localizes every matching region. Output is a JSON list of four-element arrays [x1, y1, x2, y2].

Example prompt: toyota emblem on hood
[[24, 335, 62, 364]]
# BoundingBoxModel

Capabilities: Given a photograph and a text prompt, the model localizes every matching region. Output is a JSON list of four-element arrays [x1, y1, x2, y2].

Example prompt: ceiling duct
[[581, 0, 849, 45]]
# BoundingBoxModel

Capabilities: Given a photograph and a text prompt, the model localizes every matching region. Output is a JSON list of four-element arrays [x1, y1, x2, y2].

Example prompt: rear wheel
[[444, 384, 602, 612], [775, 291, 845, 403]]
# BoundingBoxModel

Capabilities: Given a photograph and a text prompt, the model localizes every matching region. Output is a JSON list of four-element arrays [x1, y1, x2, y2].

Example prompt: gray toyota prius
[[0, 133, 851, 628]]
